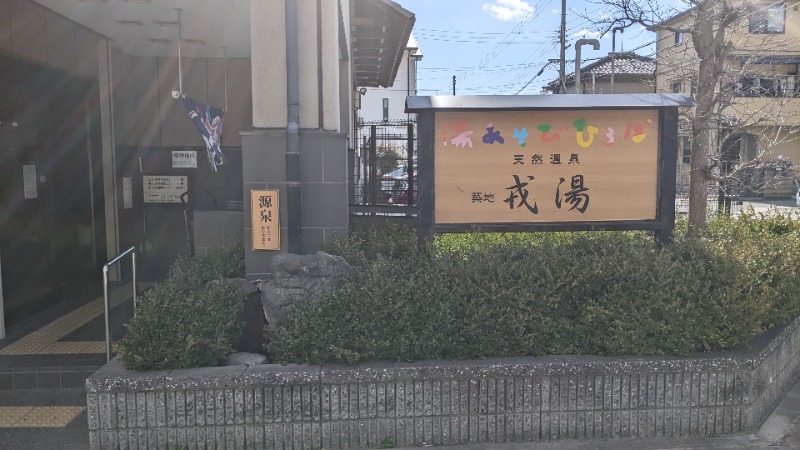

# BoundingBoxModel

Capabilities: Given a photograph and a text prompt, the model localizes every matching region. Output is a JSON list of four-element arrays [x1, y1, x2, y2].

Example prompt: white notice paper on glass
[[172, 150, 198, 169], [123, 177, 133, 209], [23, 165, 37, 199]]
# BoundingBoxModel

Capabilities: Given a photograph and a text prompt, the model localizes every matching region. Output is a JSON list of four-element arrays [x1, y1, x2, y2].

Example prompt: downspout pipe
[[611, 26, 624, 94], [286, 0, 303, 254], [575, 39, 600, 94], [559, 0, 566, 94]]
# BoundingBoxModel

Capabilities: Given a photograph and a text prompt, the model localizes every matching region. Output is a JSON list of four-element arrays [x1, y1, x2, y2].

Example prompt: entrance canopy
[[31, 0, 415, 88], [31, 0, 251, 58], [351, 0, 415, 88]]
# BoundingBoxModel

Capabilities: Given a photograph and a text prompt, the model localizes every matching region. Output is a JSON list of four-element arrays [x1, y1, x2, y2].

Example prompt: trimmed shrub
[[166, 243, 246, 286], [703, 208, 800, 327], [119, 243, 247, 371], [326, 223, 418, 269], [268, 217, 800, 365]]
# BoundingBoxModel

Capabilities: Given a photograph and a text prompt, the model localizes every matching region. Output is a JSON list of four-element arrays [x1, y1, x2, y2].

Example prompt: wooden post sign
[[406, 94, 694, 244], [251, 189, 280, 251]]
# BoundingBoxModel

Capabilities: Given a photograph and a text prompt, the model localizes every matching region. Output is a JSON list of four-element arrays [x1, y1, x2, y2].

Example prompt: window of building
[[674, 31, 683, 45], [779, 75, 795, 97], [750, 1, 785, 34], [382, 98, 389, 122], [682, 137, 692, 164], [737, 75, 798, 97], [671, 80, 682, 93], [739, 76, 762, 97], [760, 77, 779, 97]]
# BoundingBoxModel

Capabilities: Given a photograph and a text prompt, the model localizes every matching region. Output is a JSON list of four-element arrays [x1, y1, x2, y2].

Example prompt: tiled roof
[[545, 53, 655, 90]]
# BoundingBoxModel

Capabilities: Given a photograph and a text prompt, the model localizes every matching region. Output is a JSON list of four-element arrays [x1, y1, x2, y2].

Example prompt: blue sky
[[398, 0, 675, 95]]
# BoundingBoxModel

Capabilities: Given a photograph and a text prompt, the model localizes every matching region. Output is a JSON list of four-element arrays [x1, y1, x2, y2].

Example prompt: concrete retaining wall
[[86, 316, 800, 449]]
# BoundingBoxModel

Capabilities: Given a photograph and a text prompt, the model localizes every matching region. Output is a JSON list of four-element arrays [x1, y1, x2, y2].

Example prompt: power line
[[412, 0, 673, 96], [515, 61, 554, 94]]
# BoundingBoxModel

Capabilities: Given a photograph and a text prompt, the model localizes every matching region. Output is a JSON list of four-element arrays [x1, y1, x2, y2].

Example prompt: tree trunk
[[687, 1, 721, 238], [687, 126, 710, 237]]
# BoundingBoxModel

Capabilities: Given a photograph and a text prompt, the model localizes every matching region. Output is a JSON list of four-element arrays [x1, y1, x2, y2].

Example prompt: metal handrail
[[102, 247, 137, 362]]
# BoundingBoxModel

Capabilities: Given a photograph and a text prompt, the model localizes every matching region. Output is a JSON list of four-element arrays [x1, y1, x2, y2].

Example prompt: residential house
[[655, 1, 800, 197], [359, 33, 423, 123], [543, 52, 656, 95]]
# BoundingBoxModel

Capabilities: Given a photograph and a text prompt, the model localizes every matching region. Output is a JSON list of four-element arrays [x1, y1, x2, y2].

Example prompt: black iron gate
[[351, 120, 418, 214]]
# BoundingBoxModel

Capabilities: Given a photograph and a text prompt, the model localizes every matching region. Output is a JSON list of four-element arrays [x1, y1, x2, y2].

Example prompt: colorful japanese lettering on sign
[[251, 189, 280, 251], [435, 109, 659, 224]]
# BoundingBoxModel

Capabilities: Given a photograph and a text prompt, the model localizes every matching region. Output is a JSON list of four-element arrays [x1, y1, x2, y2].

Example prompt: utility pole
[[452, 75, 456, 95], [559, 0, 566, 94]]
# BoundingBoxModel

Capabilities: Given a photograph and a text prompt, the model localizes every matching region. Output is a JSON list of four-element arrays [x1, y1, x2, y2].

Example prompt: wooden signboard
[[407, 94, 693, 244], [435, 109, 659, 223], [251, 189, 280, 251]]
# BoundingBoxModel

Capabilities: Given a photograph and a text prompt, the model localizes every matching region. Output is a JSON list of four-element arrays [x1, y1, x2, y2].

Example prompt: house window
[[682, 137, 692, 164], [739, 76, 761, 97], [779, 75, 795, 97], [382, 98, 389, 122], [671, 80, 682, 93], [750, 1, 785, 34], [760, 77, 779, 97], [674, 31, 683, 45]]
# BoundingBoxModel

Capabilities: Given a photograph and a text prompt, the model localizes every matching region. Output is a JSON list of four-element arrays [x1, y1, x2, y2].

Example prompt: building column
[[244, 0, 348, 280], [98, 39, 121, 280], [0, 253, 5, 340]]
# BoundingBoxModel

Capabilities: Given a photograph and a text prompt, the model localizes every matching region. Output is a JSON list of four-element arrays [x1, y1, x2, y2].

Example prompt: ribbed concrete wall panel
[[87, 316, 800, 449]]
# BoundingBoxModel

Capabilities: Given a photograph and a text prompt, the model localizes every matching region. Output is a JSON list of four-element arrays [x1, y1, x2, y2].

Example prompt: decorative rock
[[261, 252, 355, 329], [226, 352, 267, 366]]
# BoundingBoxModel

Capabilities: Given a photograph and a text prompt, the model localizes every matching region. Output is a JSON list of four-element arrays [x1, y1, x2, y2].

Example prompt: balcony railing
[[734, 75, 800, 98]]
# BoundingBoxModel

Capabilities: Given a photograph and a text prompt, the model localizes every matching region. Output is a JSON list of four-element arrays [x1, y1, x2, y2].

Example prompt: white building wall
[[251, 0, 287, 128], [360, 37, 420, 123], [251, 0, 343, 131], [321, 0, 340, 131]]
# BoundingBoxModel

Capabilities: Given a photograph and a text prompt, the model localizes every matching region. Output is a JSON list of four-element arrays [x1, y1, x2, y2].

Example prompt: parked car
[[381, 164, 417, 205]]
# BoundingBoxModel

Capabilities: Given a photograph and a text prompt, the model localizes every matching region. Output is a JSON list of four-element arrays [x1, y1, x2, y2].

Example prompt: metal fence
[[348, 121, 767, 223], [351, 120, 418, 214], [675, 184, 743, 217], [675, 168, 743, 218]]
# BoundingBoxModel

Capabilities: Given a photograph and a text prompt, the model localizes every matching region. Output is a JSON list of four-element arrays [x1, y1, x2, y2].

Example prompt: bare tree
[[586, 0, 800, 236]]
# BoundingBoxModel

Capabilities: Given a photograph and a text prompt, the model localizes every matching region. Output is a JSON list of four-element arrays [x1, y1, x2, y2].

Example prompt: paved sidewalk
[[0, 284, 140, 450], [742, 199, 799, 215], [0, 388, 89, 450]]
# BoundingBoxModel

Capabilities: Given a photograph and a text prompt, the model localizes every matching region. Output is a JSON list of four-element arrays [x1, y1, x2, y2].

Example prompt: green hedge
[[326, 223, 418, 270], [119, 243, 247, 371], [268, 210, 800, 364]]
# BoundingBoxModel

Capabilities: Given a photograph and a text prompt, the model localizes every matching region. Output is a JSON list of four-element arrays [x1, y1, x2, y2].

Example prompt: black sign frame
[[406, 93, 695, 246]]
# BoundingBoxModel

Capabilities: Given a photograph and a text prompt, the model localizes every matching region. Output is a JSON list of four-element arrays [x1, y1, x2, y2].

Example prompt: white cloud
[[550, 8, 559, 15], [482, 0, 534, 21], [573, 29, 602, 39]]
